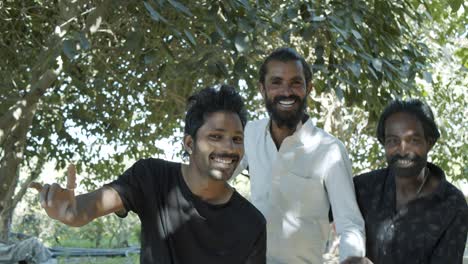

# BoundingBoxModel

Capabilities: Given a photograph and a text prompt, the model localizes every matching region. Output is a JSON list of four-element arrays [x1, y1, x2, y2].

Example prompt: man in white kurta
[[235, 48, 365, 263]]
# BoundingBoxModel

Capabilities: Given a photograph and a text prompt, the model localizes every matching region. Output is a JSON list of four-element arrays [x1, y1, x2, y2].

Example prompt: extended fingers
[[67, 164, 77, 190], [47, 183, 62, 207]]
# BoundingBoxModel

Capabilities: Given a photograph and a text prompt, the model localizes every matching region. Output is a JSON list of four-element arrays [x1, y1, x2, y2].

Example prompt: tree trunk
[[0, 0, 108, 241], [0, 70, 57, 241]]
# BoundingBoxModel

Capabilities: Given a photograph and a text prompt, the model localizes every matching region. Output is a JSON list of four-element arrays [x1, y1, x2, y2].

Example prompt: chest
[[365, 199, 452, 263], [142, 187, 259, 263]]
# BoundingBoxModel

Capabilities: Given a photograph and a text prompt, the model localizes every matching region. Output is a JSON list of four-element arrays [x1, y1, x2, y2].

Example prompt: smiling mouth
[[210, 155, 239, 166], [394, 159, 415, 167], [278, 99, 296, 108]]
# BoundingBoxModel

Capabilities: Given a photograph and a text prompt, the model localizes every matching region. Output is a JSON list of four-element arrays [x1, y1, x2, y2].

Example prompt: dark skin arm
[[29, 164, 124, 227]]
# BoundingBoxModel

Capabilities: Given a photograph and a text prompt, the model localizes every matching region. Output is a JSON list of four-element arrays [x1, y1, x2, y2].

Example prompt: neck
[[270, 118, 302, 149], [181, 163, 232, 205], [395, 167, 428, 195]]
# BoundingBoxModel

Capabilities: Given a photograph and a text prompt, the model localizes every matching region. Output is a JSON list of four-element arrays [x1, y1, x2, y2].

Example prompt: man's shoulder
[[128, 158, 181, 182], [302, 120, 346, 148], [245, 118, 269, 132], [443, 181, 468, 212], [354, 168, 388, 188], [232, 192, 266, 225], [135, 158, 179, 168]]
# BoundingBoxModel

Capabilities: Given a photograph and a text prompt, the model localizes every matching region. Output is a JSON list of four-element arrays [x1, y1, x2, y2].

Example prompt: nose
[[398, 140, 410, 155], [220, 138, 235, 151], [279, 85, 293, 96], [220, 138, 243, 154]]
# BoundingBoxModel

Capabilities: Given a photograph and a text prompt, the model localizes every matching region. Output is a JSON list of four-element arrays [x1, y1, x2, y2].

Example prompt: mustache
[[388, 153, 423, 165], [273, 95, 302, 104], [211, 153, 240, 160]]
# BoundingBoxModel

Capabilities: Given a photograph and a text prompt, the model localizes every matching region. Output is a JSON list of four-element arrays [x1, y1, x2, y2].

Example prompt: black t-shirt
[[107, 158, 266, 264]]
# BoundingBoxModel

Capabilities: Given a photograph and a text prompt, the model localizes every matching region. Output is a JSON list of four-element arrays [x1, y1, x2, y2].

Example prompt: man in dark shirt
[[353, 99, 468, 264], [30, 85, 266, 264]]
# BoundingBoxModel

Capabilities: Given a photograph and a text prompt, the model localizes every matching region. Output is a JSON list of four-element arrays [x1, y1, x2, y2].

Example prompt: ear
[[306, 82, 313, 95], [426, 138, 436, 152], [258, 82, 266, 99], [183, 134, 194, 155]]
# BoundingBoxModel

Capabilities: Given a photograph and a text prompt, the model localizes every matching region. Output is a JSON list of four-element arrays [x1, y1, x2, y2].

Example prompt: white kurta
[[236, 118, 365, 263]]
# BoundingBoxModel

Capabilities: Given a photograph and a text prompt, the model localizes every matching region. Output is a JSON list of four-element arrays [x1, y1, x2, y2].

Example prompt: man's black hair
[[376, 99, 440, 145], [259, 47, 312, 85], [184, 84, 247, 140]]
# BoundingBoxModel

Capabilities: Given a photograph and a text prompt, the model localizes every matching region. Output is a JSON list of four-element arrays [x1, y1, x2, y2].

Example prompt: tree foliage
[[0, 0, 466, 240]]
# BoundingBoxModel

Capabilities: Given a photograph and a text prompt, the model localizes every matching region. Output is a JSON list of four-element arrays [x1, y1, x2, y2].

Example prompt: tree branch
[[9, 148, 47, 213], [0, 70, 58, 146]]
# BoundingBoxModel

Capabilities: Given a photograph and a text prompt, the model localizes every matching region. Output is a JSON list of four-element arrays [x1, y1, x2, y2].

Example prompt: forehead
[[199, 111, 243, 132], [384, 112, 425, 136], [265, 60, 304, 79]]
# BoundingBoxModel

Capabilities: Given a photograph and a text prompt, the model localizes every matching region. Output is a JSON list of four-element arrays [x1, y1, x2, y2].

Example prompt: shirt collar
[[384, 162, 448, 210], [265, 115, 311, 138], [426, 162, 448, 200]]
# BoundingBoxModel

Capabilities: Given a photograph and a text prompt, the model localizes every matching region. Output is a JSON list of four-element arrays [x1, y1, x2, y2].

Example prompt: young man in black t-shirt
[[30, 85, 266, 264]]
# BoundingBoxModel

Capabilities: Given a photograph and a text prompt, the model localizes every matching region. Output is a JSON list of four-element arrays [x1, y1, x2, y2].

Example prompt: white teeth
[[213, 157, 234, 164], [279, 100, 295, 105]]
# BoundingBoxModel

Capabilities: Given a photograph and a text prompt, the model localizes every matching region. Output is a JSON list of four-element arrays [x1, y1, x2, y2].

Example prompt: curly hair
[[184, 85, 247, 140]]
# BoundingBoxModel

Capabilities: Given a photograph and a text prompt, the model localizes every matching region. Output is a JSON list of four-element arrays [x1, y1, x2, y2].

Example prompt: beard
[[387, 152, 427, 178], [265, 94, 307, 130]]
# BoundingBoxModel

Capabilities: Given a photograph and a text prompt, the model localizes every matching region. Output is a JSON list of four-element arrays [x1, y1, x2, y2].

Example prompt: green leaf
[[372, 58, 383, 72], [341, 44, 356, 55], [234, 56, 247, 74], [143, 1, 168, 23], [286, 7, 298, 19], [347, 62, 361, 77], [234, 33, 249, 53], [423, 71, 432, 83], [167, 0, 193, 17], [448, 0, 463, 12], [144, 52, 157, 64], [335, 86, 344, 100], [78, 32, 91, 50], [351, 30, 362, 39], [184, 30, 196, 46], [216, 61, 229, 77], [367, 64, 379, 79], [124, 31, 144, 51], [312, 15, 326, 22], [63, 39, 78, 59]]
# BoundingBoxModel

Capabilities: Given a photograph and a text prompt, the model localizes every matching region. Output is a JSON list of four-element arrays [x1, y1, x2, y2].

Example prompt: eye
[[233, 136, 244, 144], [209, 134, 222, 140], [411, 137, 422, 144], [385, 137, 398, 146]]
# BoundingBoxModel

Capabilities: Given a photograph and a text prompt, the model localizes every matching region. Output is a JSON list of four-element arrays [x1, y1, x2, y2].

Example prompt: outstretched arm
[[29, 164, 124, 227]]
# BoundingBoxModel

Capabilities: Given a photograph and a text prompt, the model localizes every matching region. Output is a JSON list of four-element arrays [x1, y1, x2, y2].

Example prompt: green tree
[[0, 0, 455, 241]]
